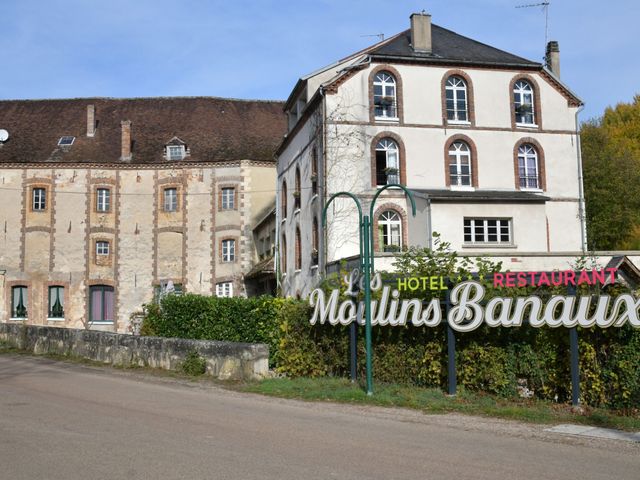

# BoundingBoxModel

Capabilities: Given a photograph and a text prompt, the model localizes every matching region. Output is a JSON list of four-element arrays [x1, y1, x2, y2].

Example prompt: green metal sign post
[[322, 185, 416, 396]]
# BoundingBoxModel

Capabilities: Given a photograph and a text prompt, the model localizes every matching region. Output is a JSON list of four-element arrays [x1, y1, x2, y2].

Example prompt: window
[[311, 147, 318, 195], [96, 188, 111, 212], [167, 145, 185, 160], [153, 282, 183, 303], [216, 282, 233, 298], [48, 286, 64, 319], [445, 76, 468, 122], [32, 187, 46, 211], [58, 136, 75, 146], [448, 141, 472, 187], [221, 239, 235, 262], [464, 218, 512, 244], [11, 286, 28, 319], [221, 187, 235, 210], [373, 71, 397, 119], [294, 168, 301, 210], [312, 218, 319, 266], [295, 227, 301, 270], [89, 285, 114, 323], [163, 188, 178, 212], [375, 138, 400, 186], [378, 210, 402, 252], [514, 80, 535, 125], [96, 240, 110, 256], [281, 181, 287, 220], [281, 234, 287, 274], [517, 144, 540, 189]]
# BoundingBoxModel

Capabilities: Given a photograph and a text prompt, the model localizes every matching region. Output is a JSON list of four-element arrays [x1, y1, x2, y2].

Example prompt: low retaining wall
[[0, 323, 269, 380]]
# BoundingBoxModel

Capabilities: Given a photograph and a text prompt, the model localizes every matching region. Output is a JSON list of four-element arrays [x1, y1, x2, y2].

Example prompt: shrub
[[181, 350, 207, 376]]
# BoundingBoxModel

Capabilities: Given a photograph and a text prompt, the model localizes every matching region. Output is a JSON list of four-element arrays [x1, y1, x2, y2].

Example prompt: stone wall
[[0, 323, 269, 381]]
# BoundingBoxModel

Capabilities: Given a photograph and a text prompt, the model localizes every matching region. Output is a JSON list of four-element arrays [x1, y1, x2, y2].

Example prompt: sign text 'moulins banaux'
[[309, 269, 640, 332]]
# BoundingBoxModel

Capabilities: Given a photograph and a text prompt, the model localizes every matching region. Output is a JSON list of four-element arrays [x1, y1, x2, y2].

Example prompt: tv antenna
[[516, 2, 550, 48], [360, 33, 385, 42]]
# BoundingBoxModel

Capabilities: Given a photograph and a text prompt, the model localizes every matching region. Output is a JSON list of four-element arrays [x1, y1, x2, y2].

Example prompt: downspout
[[320, 86, 327, 277], [575, 104, 587, 253], [426, 194, 433, 249]]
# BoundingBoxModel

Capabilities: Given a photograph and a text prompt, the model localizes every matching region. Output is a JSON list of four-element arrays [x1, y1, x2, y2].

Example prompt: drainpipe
[[575, 105, 587, 253], [426, 194, 433, 249], [320, 86, 327, 277]]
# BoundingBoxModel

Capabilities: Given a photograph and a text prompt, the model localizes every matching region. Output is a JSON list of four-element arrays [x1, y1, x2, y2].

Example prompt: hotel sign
[[309, 269, 640, 332]]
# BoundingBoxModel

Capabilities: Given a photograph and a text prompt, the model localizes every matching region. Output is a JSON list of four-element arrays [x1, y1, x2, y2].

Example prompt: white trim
[[515, 123, 539, 128], [89, 321, 114, 325], [47, 317, 65, 322], [9, 318, 26, 321]]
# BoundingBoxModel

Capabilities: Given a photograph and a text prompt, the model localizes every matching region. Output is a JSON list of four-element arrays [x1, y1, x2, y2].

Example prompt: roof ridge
[[0, 95, 285, 104]]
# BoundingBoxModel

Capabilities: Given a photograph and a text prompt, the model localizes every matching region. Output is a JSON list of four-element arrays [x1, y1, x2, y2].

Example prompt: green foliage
[[180, 350, 207, 376], [582, 95, 640, 249]]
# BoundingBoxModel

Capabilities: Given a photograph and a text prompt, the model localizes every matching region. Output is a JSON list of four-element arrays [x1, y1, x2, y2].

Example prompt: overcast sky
[[1, 0, 637, 120]]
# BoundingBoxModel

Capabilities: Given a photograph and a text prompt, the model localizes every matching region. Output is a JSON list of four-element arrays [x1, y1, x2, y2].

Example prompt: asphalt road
[[1, 355, 638, 480]]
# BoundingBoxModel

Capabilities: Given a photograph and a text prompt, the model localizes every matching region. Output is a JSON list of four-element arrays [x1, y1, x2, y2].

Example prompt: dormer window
[[164, 137, 189, 160], [58, 136, 75, 146]]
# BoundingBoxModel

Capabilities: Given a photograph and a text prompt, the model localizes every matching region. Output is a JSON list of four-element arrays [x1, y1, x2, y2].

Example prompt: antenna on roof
[[516, 2, 551, 54], [360, 33, 385, 42]]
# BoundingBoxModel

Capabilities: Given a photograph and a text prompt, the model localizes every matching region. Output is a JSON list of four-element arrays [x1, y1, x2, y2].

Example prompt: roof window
[[58, 136, 75, 146]]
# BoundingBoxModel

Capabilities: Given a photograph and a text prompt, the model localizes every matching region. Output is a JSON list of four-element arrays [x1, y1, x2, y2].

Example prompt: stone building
[[276, 12, 640, 297], [0, 97, 285, 332]]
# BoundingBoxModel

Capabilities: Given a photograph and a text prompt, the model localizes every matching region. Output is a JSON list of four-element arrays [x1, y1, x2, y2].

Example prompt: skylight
[[58, 136, 75, 146]]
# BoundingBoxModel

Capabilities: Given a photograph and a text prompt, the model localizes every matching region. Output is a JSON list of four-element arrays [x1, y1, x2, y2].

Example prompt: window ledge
[[450, 186, 475, 192], [447, 120, 471, 126], [294, 269, 301, 274], [9, 318, 27, 321], [89, 321, 114, 325], [461, 243, 518, 249], [520, 188, 544, 193], [311, 194, 318, 202], [294, 208, 300, 215], [281, 217, 287, 224], [310, 265, 319, 270], [375, 117, 399, 123], [47, 318, 65, 322], [515, 123, 539, 129]]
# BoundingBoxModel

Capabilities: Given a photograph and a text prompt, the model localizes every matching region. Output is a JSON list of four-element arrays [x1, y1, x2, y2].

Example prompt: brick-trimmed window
[[163, 187, 178, 212], [221, 187, 235, 210], [96, 240, 110, 256], [32, 187, 47, 211], [377, 210, 403, 252], [510, 75, 542, 129], [369, 65, 403, 123], [221, 238, 236, 262], [444, 135, 478, 188], [311, 147, 318, 195], [48, 286, 65, 319], [89, 284, 114, 323], [375, 138, 399, 186], [294, 167, 301, 210], [464, 218, 512, 245], [513, 138, 546, 191], [445, 76, 468, 122], [295, 227, 301, 270], [11, 285, 28, 319], [311, 217, 319, 266], [281, 180, 287, 220], [216, 282, 233, 298], [96, 188, 111, 212]]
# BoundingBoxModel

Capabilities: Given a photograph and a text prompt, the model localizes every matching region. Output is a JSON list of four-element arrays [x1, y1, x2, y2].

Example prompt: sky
[[0, 0, 638, 121]]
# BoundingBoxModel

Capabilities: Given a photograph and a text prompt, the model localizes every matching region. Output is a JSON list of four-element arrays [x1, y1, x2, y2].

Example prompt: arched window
[[378, 210, 402, 252], [295, 227, 301, 270], [375, 138, 400, 186], [281, 234, 287, 274], [448, 141, 472, 187], [373, 71, 397, 119], [294, 167, 301, 210], [445, 76, 468, 122], [514, 80, 535, 125], [311, 147, 318, 195], [281, 180, 287, 220], [312, 217, 319, 266], [517, 144, 540, 189]]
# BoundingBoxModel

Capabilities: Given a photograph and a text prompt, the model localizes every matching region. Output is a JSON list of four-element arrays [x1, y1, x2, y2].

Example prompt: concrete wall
[[0, 323, 269, 381]]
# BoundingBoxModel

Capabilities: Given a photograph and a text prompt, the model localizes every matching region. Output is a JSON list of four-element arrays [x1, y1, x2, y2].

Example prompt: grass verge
[[239, 377, 640, 432]]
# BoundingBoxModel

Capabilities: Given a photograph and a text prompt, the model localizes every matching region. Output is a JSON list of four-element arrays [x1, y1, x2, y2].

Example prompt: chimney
[[410, 12, 432, 53], [87, 104, 96, 137], [120, 120, 132, 160], [545, 41, 560, 77]]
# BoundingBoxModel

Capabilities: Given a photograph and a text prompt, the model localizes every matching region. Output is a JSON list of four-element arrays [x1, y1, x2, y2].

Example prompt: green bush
[[181, 350, 207, 376]]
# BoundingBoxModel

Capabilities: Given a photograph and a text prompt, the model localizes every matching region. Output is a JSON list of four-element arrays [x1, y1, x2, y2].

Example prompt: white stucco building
[[276, 13, 640, 297]]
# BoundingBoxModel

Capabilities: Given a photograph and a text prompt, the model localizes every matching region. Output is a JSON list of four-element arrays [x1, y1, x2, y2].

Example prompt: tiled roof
[[370, 25, 540, 67], [0, 97, 285, 165]]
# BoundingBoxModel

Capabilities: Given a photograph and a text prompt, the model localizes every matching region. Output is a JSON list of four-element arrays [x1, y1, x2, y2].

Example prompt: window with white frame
[[514, 80, 535, 125], [96, 188, 111, 212], [448, 141, 472, 187], [216, 282, 233, 298], [96, 240, 110, 256], [167, 145, 185, 160], [32, 187, 46, 211], [221, 187, 235, 209], [445, 76, 468, 122], [518, 144, 540, 189], [163, 188, 178, 212], [378, 210, 402, 252], [48, 286, 64, 319], [464, 218, 512, 244], [373, 71, 397, 119], [375, 138, 400, 186], [11, 286, 28, 319], [221, 239, 235, 262]]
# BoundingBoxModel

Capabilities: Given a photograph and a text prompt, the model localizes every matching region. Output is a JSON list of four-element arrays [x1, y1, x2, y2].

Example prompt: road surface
[[1, 354, 638, 479]]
